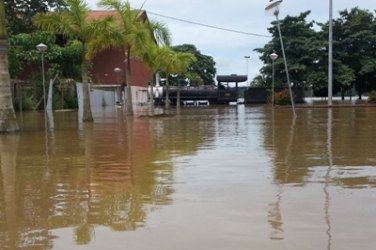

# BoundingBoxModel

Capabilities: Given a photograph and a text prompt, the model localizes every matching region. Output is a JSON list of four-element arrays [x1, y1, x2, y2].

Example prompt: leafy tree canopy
[[254, 8, 376, 98], [172, 44, 216, 85], [5, 0, 67, 34], [9, 31, 82, 79]]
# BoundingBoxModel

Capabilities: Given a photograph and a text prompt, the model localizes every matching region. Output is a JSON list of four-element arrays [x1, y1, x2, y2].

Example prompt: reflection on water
[[1, 108, 177, 248], [0, 106, 376, 249], [267, 111, 296, 241], [324, 109, 333, 250], [263, 107, 376, 250]]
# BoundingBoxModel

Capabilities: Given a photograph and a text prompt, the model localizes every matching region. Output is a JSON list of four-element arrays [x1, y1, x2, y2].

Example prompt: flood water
[[1, 105, 376, 250]]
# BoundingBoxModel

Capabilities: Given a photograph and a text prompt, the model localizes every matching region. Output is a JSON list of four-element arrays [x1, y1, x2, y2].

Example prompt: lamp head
[[265, 0, 283, 17], [36, 43, 47, 52], [270, 52, 278, 61]]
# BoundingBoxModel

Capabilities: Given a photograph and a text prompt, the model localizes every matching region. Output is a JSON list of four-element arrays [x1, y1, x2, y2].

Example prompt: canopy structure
[[216, 74, 247, 103], [216, 75, 247, 83]]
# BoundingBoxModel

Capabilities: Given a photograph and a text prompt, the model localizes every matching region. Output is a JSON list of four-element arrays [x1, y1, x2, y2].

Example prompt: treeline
[[254, 8, 376, 99]]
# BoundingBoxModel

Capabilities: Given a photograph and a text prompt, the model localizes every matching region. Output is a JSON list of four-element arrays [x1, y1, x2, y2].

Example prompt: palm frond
[[34, 12, 76, 38], [148, 21, 171, 46], [86, 17, 124, 60]]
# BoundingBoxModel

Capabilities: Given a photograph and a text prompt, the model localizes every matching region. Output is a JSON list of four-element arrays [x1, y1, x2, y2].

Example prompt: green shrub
[[22, 96, 35, 111], [367, 91, 376, 104], [272, 89, 295, 105]]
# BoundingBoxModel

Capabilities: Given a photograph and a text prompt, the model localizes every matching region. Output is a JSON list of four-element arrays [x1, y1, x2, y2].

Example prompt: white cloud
[[85, 0, 376, 81]]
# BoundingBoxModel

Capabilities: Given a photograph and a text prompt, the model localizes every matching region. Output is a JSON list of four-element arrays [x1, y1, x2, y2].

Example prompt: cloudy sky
[[86, 0, 375, 83]]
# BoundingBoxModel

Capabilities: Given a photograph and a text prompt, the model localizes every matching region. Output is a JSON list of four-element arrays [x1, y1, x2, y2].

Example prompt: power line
[[147, 11, 271, 38]]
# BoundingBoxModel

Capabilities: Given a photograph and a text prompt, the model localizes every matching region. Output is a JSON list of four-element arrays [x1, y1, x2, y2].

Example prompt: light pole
[[114, 67, 122, 104], [328, 0, 333, 106], [36, 43, 48, 123], [270, 52, 278, 106], [265, 0, 296, 117], [244, 56, 250, 85]]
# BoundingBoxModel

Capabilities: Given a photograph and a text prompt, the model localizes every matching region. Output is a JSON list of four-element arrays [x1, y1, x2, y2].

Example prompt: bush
[[367, 91, 376, 104], [22, 97, 35, 110], [272, 89, 295, 105]]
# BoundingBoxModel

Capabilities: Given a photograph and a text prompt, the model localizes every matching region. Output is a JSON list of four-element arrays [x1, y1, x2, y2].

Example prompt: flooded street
[[1, 105, 376, 250]]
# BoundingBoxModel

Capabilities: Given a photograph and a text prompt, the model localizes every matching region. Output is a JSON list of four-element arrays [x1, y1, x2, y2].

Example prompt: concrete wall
[[244, 87, 305, 104]]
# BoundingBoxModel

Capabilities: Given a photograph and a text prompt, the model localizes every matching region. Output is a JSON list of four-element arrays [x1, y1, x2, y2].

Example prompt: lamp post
[[114, 67, 122, 104], [270, 52, 278, 106], [328, 0, 333, 106], [244, 56, 250, 85], [36, 43, 48, 124], [265, 0, 296, 117]]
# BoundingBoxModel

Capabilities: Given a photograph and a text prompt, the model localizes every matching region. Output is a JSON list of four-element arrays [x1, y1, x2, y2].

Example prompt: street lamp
[[328, 0, 333, 106], [36, 43, 48, 123], [244, 56, 250, 85], [113, 67, 122, 104], [270, 52, 278, 106], [265, 0, 296, 117]]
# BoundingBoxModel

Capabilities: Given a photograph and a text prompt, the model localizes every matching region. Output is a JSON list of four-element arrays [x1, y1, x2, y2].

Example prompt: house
[[12, 10, 153, 110], [88, 10, 153, 107]]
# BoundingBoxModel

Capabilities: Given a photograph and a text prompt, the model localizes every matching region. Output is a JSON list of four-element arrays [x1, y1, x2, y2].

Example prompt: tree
[[157, 47, 196, 110], [8, 31, 82, 109], [34, 0, 119, 122], [4, 0, 67, 34], [172, 52, 196, 109], [172, 44, 216, 85], [256, 9, 376, 99], [140, 44, 170, 114], [334, 8, 376, 99], [153, 46, 174, 110], [9, 31, 82, 79], [98, 0, 171, 116], [0, 0, 19, 132], [254, 11, 318, 89]]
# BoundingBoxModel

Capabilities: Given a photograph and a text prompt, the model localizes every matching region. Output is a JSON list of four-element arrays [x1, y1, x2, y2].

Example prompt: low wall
[[244, 87, 305, 104]]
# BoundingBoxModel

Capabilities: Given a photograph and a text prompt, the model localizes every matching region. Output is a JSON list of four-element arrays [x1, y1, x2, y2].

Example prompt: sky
[[86, 0, 375, 84]]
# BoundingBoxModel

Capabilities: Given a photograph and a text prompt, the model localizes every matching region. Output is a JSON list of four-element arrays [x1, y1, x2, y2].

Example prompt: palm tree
[[141, 44, 171, 114], [0, 0, 19, 132], [158, 48, 196, 110], [173, 52, 196, 109], [34, 0, 120, 122], [98, 0, 170, 115]]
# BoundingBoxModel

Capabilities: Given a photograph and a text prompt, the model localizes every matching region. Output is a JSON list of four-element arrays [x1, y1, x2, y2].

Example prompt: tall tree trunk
[[0, 0, 19, 132], [0, 135, 19, 248], [165, 77, 170, 110], [176, 78, 181, 110], [125, 47, 133, 116], [81, 57, 93, 122], [341, 87, 345, 101], [149, 73, 156, 116]]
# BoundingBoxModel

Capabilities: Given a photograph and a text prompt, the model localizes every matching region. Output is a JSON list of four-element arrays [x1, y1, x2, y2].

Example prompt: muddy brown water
[[1, 105, 375, 249]]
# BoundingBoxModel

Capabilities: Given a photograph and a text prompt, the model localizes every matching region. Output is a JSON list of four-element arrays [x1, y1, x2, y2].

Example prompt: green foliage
[[255, 11, 318, 89], [333, 8, 376, 97], [13, 85, 36, 111], [53, 81, 78, 109], [8, 31, 82, 111], [367, 91, 376, 104], [251, 74, 267, 87], [8, 31, 82, 79], [22, 96, 35, 110], [255, 8, 376, 98], [272, 89, 295, 105], [172, 44, 216, 85], [4, 0, 67, 34]]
